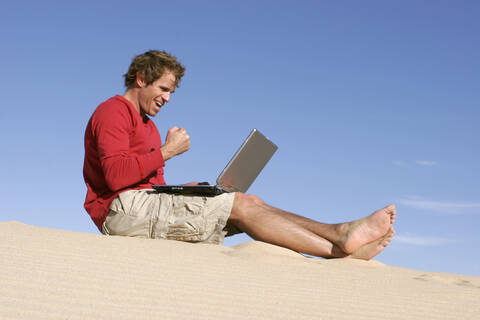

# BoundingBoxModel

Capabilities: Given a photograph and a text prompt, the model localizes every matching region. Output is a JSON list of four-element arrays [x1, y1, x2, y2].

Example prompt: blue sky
[[1, 1, 479, 276]]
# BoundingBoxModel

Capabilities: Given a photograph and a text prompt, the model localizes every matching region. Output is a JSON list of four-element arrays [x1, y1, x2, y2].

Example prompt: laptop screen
[[216, 129, 278, 192]]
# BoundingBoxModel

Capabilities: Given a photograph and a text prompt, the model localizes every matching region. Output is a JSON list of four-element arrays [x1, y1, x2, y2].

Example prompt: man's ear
[[136, 72, 146, 88]]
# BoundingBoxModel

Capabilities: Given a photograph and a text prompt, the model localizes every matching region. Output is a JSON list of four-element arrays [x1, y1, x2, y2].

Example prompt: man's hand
[[160, 126, 191, 161]]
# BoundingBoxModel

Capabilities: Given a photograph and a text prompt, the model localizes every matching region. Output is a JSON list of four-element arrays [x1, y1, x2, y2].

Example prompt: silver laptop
[[152, 129, 278, 196]]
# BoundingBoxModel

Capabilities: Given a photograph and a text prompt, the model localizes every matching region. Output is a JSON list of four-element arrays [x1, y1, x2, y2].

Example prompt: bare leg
[[228, 193, 394, 259], [247, 195, 395, 254], [230, 198, 347, 258]]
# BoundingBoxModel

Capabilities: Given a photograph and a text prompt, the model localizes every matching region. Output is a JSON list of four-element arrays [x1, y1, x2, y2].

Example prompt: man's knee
[[229, 192, 263, 222], [247, 194, 265, 206]]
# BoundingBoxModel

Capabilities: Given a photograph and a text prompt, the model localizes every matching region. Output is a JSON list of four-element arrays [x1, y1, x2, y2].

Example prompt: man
[[83, 50, 395, 259]]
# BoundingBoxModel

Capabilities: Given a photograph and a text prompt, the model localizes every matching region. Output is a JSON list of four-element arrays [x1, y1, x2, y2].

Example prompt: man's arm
[[92, 103, 190, 191], [98, 124, 190, 191], [92, 105, 165, 191]]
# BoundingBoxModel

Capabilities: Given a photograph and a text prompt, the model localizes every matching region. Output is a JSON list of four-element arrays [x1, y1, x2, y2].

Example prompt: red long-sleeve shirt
[[83, 95, 166, 231]]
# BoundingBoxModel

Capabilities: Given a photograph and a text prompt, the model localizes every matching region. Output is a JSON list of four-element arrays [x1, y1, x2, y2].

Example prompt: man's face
[[137, 71, 176, 117]]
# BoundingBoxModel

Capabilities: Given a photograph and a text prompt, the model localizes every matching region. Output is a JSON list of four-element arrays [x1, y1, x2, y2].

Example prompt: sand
[[1, 221, 479, 319]]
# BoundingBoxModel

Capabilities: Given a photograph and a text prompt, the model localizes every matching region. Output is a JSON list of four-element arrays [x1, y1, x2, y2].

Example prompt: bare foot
[[337, 204, 396, 254], [349, 227, 395, 260]]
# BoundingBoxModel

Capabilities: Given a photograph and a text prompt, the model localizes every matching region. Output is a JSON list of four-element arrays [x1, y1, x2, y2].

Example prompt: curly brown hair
[[123, 50, 186, 89]]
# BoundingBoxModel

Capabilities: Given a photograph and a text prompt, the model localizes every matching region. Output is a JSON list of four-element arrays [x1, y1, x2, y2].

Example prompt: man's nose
[[163, 92, 170, 103]]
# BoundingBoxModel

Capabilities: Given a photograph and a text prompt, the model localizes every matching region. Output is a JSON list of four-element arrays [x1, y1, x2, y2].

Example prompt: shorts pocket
[[102, 190, 154, 238], [103, 209, 151, 238], [166, 196, 207, 242]]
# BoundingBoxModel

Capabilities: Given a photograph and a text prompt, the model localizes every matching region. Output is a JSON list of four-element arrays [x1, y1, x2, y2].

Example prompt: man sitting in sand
[[83, 50, 395, 260]]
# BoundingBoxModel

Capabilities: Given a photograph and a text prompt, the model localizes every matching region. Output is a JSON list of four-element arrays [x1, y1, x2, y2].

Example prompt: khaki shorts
[[102, 189, 239, 244]]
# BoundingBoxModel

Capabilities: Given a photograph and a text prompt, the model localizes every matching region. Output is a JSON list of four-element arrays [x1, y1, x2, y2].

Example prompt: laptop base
[[152, 185, 228, 197]]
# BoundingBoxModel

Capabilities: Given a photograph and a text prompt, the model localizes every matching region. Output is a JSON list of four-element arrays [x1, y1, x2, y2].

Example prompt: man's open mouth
[[155, 102, 162, 108]]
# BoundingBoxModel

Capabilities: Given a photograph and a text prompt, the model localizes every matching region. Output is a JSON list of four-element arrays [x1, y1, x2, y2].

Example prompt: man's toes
[[384, 204, 396, 223], [385, 204, 396, 214], [383, 227, 395, 245]]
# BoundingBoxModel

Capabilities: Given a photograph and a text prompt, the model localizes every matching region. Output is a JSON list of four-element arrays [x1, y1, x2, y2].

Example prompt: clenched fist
[[160, 126, 191, 161]]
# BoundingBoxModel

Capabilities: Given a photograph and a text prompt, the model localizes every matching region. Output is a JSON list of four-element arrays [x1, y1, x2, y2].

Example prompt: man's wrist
[[160, 145, 173, 161]]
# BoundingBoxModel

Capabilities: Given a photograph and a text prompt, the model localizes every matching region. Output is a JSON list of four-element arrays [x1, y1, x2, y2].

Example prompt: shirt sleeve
[[92, 103, 165, 192]]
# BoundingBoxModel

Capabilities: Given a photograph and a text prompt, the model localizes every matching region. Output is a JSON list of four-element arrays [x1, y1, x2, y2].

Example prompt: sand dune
[[1, 221, 479, 319]]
